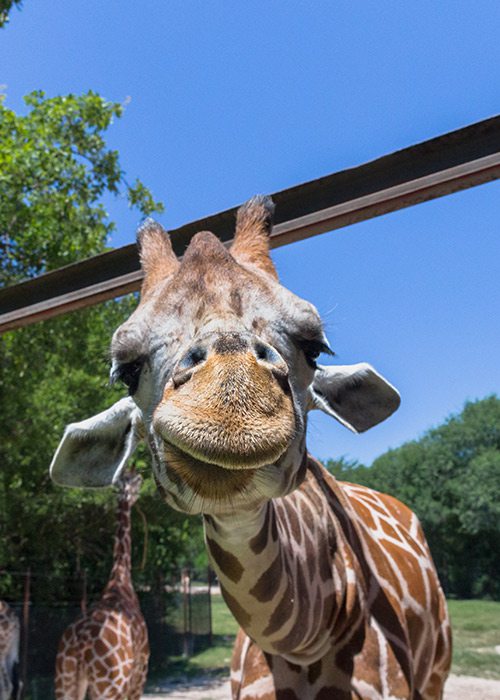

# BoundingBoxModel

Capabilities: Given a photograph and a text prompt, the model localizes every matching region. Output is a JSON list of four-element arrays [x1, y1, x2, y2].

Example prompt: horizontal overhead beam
[[1, 115, 500, 334]]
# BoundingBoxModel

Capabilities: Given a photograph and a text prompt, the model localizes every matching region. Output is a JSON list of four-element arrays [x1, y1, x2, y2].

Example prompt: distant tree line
[[325, 395, 500, 600]]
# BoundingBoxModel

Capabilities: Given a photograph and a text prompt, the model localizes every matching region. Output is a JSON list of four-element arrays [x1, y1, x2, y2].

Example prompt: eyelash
[[111, 359, 144, 395], [298, 339, 334, 369]]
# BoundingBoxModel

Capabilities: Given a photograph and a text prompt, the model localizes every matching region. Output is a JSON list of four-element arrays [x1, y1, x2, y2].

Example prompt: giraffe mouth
[[153, 411, 291, 470], [159, 440, 257, 503]]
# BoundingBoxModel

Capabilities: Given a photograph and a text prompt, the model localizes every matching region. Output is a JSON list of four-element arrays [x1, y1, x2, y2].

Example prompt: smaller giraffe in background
[[55, 469, 149, 700], [0, 600, 20, 700]]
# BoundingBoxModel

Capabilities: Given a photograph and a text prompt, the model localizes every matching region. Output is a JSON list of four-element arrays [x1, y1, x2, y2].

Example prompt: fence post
[[207, 566, 213, 647], [181, 567, 191, 657], [20, 568, 31, 699], [81, 569, 88, 614]]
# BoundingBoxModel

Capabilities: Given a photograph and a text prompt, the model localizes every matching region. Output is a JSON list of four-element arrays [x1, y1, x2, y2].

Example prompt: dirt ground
[[443, 674, 500, 700], [143, 676, 230, 700], [143, 673, 500, 699]]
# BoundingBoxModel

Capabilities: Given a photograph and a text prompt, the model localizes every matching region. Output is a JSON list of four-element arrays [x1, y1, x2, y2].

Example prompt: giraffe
[[54, 469, 149, 700], [0, 601, 20, 700], [50, 196, 452, 699]]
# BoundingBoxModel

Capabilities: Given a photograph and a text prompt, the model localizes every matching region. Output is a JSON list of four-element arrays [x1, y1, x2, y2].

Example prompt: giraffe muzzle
[[152, 333, 296, 470]]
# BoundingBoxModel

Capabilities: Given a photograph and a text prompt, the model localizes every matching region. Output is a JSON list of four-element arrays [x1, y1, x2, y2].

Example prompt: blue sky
[[1, 1, 499, 464]]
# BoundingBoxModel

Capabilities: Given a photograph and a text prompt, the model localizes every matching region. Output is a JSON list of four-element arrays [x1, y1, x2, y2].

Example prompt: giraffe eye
[[299, 339, 334, 369], [111, 358, 144, 395]]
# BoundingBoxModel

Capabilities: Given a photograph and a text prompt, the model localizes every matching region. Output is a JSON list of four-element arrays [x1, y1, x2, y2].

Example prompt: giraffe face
[[110, 200, 330, 514], [50, 196, 400, 509]]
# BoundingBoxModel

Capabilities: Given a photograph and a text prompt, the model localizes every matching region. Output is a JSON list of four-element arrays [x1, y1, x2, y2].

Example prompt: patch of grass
[[448, 599, 500, 679], [174, 637, 235, 673], [211, 594, 239, 637]]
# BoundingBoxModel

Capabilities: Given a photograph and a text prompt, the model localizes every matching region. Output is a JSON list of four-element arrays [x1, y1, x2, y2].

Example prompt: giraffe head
[[50, 196, 400, 514]]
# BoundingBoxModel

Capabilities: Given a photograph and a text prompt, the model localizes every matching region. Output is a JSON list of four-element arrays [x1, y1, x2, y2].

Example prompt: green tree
[[324, 455, 368, 482], [0, 91, 162, 284], [0, 91, 205, 603]]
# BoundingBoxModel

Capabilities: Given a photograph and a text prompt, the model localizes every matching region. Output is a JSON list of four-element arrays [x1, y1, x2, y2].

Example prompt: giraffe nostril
[[254, 340, 288, 373], [254, 341, 282, 366], [178, 346, 207, 370], [172, 346, 207, 388]]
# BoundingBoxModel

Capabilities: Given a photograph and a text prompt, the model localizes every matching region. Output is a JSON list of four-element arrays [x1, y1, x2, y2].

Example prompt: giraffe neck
[[104, 494, 134, 593], [203, 460, 350, 665]]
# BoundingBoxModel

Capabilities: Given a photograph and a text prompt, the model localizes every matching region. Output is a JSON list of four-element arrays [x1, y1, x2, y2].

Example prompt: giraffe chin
[[161, 440, 259, 504], [152, 439, 297, 515]]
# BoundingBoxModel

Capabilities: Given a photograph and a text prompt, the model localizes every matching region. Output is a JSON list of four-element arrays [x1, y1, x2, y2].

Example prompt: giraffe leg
[[88, 686, 129, 700], [128, 653, 149, 700], [0, 663, 13, 700], [231, 629, 276, 700], [11, 661, 21, 700], [1, 613, 20, 700], [86, 650, 135, 699], [86, 668, 133, 700], [54, 635, 88, 700], [419, 670, 448, 700], [54, 662, 87, 700]]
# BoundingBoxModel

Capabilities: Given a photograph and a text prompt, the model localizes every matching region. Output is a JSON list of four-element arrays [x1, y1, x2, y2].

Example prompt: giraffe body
[[0, 601, 20, 700], [55, 472, 149, 700], [50, 196, 452, 698]]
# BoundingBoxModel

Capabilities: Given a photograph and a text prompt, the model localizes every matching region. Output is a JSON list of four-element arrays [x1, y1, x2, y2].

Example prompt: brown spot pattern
[[249, 503, 272, 554], [207, 537, 244, 583], [263, 578, 293, 637], [307, 659, 322, 685], [249, 553, 283, 602], [221, 588, 251, 629], [230, 289, 243, 317]]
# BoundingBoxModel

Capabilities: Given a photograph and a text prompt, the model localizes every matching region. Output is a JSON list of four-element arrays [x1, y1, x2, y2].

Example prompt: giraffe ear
[[50, 398, 143, 488], [309, 363, 400, 433]]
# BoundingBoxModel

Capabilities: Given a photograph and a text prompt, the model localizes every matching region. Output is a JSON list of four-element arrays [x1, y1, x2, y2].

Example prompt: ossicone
[[137, 218, 179, 296], [231, 195, 278, 279]]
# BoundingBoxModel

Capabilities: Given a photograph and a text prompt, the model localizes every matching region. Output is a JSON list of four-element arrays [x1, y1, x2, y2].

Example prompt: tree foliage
[[0, 0, 22, 27], [325, 396, 500, 599], [0, 91, 205, 604], [0, 91, 162, 284]]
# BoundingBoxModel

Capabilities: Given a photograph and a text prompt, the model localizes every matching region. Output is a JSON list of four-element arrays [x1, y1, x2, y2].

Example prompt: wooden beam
[[1, 115, 499, 333]]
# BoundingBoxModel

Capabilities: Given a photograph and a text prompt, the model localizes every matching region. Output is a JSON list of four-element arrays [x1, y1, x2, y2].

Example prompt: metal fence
[[2, 116, 500, 333], [2, 568, 214, 699]]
